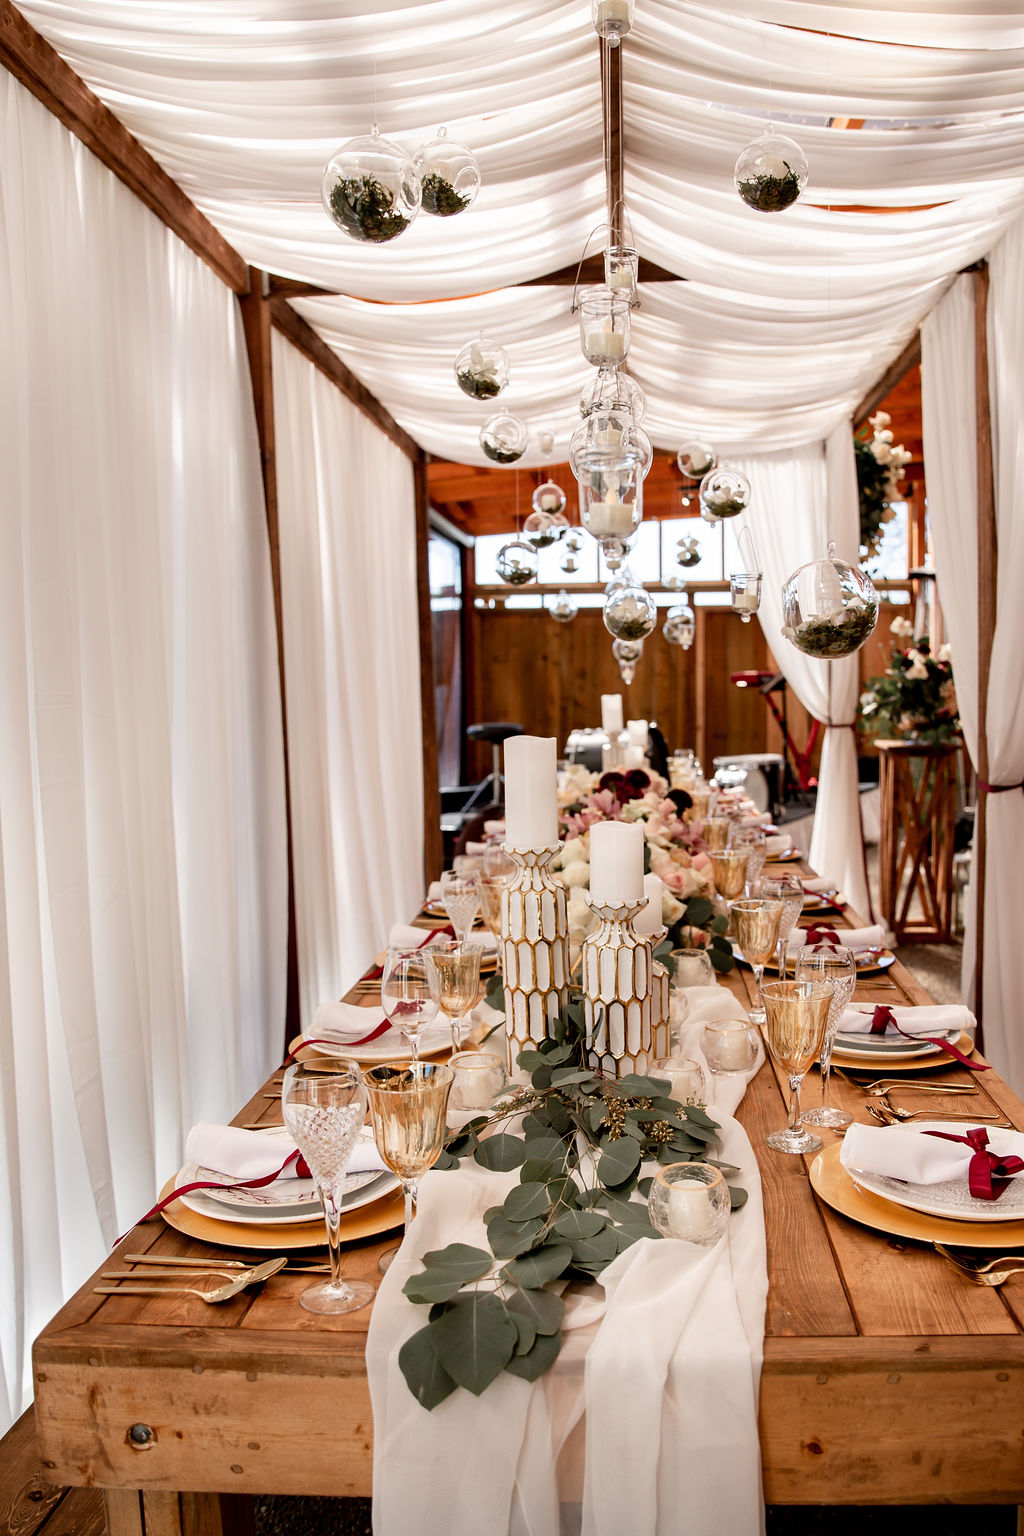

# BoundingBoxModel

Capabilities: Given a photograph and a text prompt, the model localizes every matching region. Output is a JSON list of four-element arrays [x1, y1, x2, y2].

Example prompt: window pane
[[868, 501, 909, 579]]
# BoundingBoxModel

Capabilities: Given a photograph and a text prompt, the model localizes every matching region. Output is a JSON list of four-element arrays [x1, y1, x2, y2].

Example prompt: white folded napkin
[[840, 1123, 984, 1185], [765, 832, 793, 855], [787, 923, 886, 956], [387, 922, 497, 954], [185, 1122, 386, 1181], [427, 880, 443, 903], [464, 840, 488, 857], [802, 877, 838, 895], [836, 1002, 975, 1037], [312, 1000, 388, 1039]]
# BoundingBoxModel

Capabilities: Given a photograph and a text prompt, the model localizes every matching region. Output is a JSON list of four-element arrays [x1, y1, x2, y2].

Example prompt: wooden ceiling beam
[[0, 0, 248, 294]]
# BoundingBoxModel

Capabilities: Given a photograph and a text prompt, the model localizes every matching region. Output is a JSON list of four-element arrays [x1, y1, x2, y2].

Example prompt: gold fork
[[932, 1244, 1024, 1286], [867, 1103, 1010, 1127], [94, 1256, 286, 1302]]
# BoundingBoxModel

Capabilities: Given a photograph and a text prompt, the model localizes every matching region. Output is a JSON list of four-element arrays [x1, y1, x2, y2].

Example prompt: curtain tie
[[978, 781, 1024, 793]]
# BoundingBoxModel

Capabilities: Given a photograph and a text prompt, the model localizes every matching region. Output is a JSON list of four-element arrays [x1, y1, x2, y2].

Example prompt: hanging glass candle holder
[[480, 412, 528, 465], [604, 582, 657, 643], [578, 286, 631, 369], [677, 441, 717, 480], [602, 538, 628, 571], [677, 535, 702, 568], [604, 245, 639, 298], [413, 126, 480, 217], [612, 636, 642, 685], [734, 126, 809, 214], [454, 335, 509, 400], [321, 124, 421, 244], [523, 510, 557, 548], [592, 0, 634, 45], [561, 550, 579, 574], [577, 448, 642, 543], [625, 421, 654, 480], [495, 540, 539, 586], [730, 571, 762, 623], [781, 543, 879, 659], [538, 429, 556, 457], [664, 602, 696, 650], [699, 465, 751, 520], [580, 368, 647, 424], [549, 589, 579, 624], [533, 480, 567, 519]]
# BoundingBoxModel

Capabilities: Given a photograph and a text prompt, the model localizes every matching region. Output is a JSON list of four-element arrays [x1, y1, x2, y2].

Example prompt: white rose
[[905, 658, 929, 681], [889, 616, 913, 637], [869, 411, 891, 430], [567, 891, 597, 941], [937, 643, 952, 663], [662, 891, 685, 928], [562, 862, 591, 889], [558, 836, 588, 868], [870, 440, 891, 464], [874, 428, 894, 445]]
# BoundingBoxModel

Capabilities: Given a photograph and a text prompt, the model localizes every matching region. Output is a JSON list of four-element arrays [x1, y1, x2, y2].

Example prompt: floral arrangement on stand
[[855, 411, 912, 565], [554, 765, 735, 973], [858, 616, 959, 745]]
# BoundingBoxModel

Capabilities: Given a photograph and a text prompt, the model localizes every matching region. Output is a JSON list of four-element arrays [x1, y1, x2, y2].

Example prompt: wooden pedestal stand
[[877, 738, 961, 943]]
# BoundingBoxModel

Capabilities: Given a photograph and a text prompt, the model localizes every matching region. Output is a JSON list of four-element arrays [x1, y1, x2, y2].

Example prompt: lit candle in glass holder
[[730, 571, 762, 623], [654, 1056, 707, 1105], [702, 1019, 759, 1075], [648, 1162, 730, 1246]]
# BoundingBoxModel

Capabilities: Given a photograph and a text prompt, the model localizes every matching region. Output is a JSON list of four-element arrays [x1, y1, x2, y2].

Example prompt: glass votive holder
[[702, 1019, 760, 1077], [670, 948, 715, 989], [648, 1162, 730, 1247], [652, 1055, 707, 1107], [448, 1051, 509, 1112], [578, 285, 631, 369]]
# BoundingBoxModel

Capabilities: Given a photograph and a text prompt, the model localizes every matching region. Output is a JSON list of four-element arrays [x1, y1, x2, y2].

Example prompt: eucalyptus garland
[[398, 995, 746, 1409]]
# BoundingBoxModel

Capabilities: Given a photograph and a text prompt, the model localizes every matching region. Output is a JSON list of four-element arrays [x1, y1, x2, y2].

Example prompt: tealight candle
[[703, 1019, 759, 1075], [596, 0, 631, 25], [733, 591, 759, 612], [586, 497, 635, 538], [608, 267, 634, 290], [648, 1163, 729, 1246], [654, 1055, 706, 1104], [503, 735, 558, 851], [588, 819, 644, 904], [601, 693, 624, 736], [585, 329, 627, 362]]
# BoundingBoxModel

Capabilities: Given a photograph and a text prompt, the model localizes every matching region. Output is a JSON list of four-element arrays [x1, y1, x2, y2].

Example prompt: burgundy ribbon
[[281, 1021, 393, 1066], [978, 781, 1024, 794], [868, 1004, 989, 1072], [923, 1127, 1024, 1200], [803, 925, 842, 950], [119, 1147, 312, 1242]]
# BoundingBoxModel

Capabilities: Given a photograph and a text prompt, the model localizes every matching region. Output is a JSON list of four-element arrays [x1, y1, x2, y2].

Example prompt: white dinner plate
[[848, 1122, 1024, 1223], [309, 1019, 454, 1062], [832, 1029, 959, 1059], [176, 1128, 398, 1225]]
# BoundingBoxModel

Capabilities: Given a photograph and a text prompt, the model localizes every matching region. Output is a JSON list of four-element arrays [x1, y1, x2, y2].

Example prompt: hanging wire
[[570, 221, 612, 313], [737, 524, 759, 572]]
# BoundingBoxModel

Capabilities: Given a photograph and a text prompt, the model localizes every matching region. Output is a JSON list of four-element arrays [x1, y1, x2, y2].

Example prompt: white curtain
[[0, 72, 287, 1433], [272, 334, 425, 1026], [15, 1, 1024, 468], [732, 429, 871, 919]]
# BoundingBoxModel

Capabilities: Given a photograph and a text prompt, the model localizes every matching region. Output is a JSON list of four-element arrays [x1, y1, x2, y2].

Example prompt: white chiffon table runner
[[367, 984, 768, 1536]]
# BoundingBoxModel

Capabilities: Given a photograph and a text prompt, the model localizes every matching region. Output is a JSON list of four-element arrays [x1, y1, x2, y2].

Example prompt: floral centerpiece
[[858, 617, 959, 745], [554, 765, 735, 972], [855, 411, 912, 565]]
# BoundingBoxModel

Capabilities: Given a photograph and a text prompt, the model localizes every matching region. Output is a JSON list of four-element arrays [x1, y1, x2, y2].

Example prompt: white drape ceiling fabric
[[15, 0, 1024, 465], [272, 333, 426, 1023], [0, 69, 288, 1430]]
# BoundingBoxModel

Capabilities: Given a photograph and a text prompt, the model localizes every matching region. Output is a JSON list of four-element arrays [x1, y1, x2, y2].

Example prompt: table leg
[[103, 1490, 255, 1536]]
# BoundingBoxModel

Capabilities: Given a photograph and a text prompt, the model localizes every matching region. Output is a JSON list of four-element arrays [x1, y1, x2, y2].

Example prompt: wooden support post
[[238, 271, 301, 1050], [600, 37, 624, 241], [414, 458, 443, 885], [973, 262, 997, 1042]]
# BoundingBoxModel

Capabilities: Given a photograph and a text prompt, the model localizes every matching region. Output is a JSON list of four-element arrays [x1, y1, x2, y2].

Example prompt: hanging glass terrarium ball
[[495, 539, 539, 586], [564, 530, 584, 555], [561, 550, 579, 574], [581, 368, 647, 424], [664, 602, 696, 650], [480, 412, 528, 465], [612, 636, 643, 685], [604, 582, 657, 643], [734, 127, 809, 214], [547, 511, 570, 540], [592, 0, 634, 46], [533, 480, 567, 519], [602, 538, 627, 571], [677, 535, 702, 568], [677, 441, 717, 480], [321, 124, 421, 244], [523, 510, 557, 548], [454, 335, 509, 400], [699, 465, 751, 520], [413, 126, 480, 217], [549, 589, 579, 624], [781, 543, 879, 658]]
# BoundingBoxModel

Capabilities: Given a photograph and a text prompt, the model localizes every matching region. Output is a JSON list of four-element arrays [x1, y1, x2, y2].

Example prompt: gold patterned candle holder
[[500, 845, 570, 1072], [652, 948, 671, 1061], [581, 896, 654, 1078]]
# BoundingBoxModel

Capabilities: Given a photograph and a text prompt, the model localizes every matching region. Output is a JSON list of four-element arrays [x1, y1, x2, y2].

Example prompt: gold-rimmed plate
[[830, 1030, 976, 1071], [809, 1142, 1024, 1248], [155, 1175, 403, 1250]]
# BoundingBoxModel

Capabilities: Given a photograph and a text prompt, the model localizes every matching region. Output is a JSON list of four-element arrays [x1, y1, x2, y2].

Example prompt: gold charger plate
[[156, 1176, 403, 1250], [739, 947, 896, 976], [809, 1142, 1024, 1248], [288, 1034, 451, 1068], [830, 1030, 975, 1071]]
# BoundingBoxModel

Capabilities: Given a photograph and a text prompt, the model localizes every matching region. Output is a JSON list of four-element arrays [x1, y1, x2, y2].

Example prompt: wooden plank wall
[[463, 605, 819, 781]]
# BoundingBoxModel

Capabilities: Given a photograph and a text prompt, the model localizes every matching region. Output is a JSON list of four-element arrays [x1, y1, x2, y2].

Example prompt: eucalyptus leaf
[[545, 1176, 579, 1208], [474, 1134, 527, 1172], [553, 1208, 607, 1240], [544, 1043, 575, 1066], [432, 1149, 459, 1171], [398, 1326, 457, 1410], [502, 1242, 573, 1288], [685, 1106, 719, 1129], [504, 1328, 563, 1383], [550, 1067, 598, 1089], [505, 1286, 565, 1337], [485, 1211, 545, 1258], [485, 973, 505, 1011], [503, 1182, 551, 1221], [421, 1244, 494, 1279], [684, 896, 714, 926], [517, 1049, 547, 1073], [509, 1309, 537, 1356], [597, 1137, 642, 1186], [568, 1227, 620, 1265], [402, 1271, 475, 1305], [729, 1184, 749, 1209], [430, 1294, 518, 1397]]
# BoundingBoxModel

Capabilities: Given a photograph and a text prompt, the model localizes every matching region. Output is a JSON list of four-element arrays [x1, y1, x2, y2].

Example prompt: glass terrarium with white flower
[[857, 616, 959, 745]]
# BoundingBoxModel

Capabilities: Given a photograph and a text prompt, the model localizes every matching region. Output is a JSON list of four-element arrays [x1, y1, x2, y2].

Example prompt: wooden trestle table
[[31, 876, 1024, 1534]]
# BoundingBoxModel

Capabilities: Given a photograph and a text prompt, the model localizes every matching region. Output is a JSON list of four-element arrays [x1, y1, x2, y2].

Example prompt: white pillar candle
[[608, 267, 634, 290], [623, 744, 645, 768], [733, 591, 759, 612], [633, 874, 663, 937], [585, 329, 626, 361], [586, 497, 634, 538], [504, 735, 558, 851], [595, 427, 624, 448], [626, 718, 648, 746], [601, 694, 624, 736], [664, 1180, 714, 1241], [588, 820, 644, 903]]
